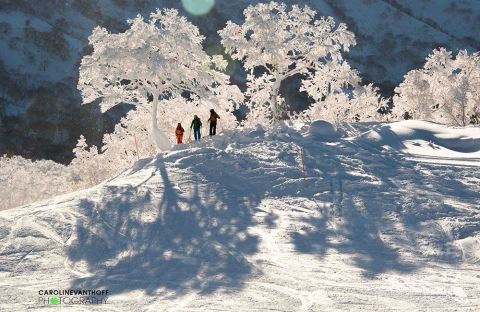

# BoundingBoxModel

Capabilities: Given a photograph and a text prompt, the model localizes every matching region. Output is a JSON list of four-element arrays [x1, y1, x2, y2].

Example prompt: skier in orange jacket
[[175, 123, 185, 144]]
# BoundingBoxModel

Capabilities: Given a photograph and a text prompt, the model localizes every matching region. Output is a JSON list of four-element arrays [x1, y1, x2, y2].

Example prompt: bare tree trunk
[[271, 73, 283, 121], [461, 84, 467, 127], [151, 92, 171, 151], [271, 89, 279, 120]]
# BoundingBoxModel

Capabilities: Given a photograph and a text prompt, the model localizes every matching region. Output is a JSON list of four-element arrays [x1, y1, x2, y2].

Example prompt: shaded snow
[[0, 121, 479, 310]]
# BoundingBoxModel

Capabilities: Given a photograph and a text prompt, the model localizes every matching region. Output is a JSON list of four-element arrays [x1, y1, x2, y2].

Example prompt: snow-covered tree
[[70, 135, 112, 188], [299, 61, 360, 104], [219, 1, 356, 125], [297, 92, 352, 125], [0, 155, 71, 210], [392, 69, 434, 120], [296, 82, 388, 124], [444, 50, 480, 125], [78, 9, 241, 150], [394, 48, 480, 126], [349, 83, 390, 122]]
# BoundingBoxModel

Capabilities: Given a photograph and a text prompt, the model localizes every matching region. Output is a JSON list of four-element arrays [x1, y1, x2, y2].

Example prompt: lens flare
[[181, 0, 215, 16]]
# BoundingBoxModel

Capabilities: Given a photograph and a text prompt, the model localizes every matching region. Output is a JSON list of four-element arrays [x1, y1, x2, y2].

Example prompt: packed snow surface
[[0, 120, 479, 311]]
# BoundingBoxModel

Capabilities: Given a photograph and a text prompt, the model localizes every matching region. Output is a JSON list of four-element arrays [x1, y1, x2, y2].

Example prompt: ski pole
[[301, 146, 307, 179], [134, 133, 140, 161]]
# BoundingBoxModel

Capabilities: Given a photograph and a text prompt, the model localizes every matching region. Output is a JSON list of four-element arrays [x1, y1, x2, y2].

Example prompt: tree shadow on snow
[[68, 155, 261, 297], [289, 126, 478, 277]]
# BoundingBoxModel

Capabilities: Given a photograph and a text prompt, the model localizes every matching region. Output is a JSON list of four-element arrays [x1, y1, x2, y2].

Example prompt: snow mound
[[1, 121, 479, 310], [455, 236, 480, 264], [307, 120, 340, 139]]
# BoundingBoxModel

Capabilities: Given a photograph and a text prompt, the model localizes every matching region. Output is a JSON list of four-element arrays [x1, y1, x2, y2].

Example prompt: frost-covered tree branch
[[296, 83, 388, 124]]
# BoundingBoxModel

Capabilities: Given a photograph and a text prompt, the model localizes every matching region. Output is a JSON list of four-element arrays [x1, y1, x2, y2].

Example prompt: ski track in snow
[[0, 121, 479, 311]]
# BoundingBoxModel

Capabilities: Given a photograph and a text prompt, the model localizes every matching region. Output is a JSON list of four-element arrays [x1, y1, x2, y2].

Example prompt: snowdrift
[[361, 120, 480, 166], [0, 121, 479, 311]]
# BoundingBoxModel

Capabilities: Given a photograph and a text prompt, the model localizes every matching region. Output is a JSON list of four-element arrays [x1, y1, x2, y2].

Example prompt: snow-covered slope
[[1, 0, 479, 161], [0, 121, 479, 310]]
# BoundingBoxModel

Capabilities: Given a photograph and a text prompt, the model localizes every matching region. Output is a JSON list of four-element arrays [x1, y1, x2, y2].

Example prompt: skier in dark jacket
[[208, 109, 220, 136], [190, 115, 202, 141]]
